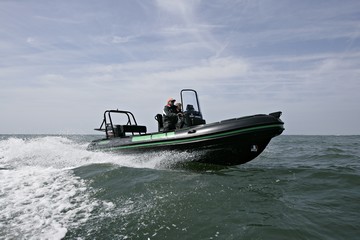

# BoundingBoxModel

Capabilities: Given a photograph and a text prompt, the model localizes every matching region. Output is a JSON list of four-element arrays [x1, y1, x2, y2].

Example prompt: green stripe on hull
[[98, 140, 110, 145], [98, 124, 283, 151], [132, 132, 175, 142]]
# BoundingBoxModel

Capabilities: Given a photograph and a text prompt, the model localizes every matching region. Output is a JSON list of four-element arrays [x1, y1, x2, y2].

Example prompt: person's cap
[[167, 97, 176, 103]]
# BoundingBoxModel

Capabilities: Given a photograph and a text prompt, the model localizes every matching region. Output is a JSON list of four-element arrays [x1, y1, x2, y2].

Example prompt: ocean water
[[0, 135, 359, 239]]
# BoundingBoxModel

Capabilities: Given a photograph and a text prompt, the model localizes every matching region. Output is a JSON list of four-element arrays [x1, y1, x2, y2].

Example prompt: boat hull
[[88, 113, 284, 165]]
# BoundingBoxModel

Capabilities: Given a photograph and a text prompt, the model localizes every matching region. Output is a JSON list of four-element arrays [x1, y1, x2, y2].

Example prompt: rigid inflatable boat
[[88, 89, 284, 165]]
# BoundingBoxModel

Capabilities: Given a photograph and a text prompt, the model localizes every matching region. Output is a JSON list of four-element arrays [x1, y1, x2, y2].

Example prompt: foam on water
[[0, 136, 196, 239], [0, 136, 140, 239], [0, 167, 115, 239], [0, 136, 192, 170], [0, 136, 124, 169]]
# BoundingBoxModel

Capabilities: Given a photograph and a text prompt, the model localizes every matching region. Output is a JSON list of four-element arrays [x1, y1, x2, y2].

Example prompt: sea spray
[[0, 167, 115, 239], [0, 136, 118, 239]]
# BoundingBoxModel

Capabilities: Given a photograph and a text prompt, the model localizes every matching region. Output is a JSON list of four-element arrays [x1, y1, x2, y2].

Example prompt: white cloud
[[26, 37, 36, 44], [148, 57, 249, 82], [1, 0, 360, 134], [111, 36, 131, 44], [93, 35, 135, 45], [155, 0, 200, 17]]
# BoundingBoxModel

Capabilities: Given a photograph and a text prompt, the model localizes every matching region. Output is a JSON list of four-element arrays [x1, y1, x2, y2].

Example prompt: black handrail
[[95, 110, 140, 138]]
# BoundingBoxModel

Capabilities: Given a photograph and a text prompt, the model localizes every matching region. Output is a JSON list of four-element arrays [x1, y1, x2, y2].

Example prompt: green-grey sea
[[0, 135, 359, 239]]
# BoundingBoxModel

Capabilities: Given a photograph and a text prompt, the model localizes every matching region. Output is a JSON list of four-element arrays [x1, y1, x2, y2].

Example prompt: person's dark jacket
[[163, 104, 178, 131]]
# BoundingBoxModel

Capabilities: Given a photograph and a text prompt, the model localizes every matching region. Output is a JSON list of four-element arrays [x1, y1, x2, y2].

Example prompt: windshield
[[180, 89, 201, 114]]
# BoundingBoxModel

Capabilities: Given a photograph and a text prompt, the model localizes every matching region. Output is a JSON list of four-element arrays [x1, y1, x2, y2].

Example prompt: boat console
[[183, 104, 206, 127], [180, 89, 206, 126]]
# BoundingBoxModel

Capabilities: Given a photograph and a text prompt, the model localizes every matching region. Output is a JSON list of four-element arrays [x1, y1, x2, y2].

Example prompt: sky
[[0, 0, 359, 135]]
